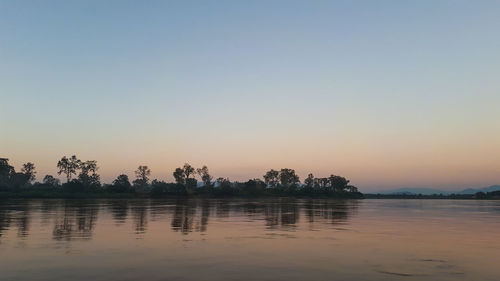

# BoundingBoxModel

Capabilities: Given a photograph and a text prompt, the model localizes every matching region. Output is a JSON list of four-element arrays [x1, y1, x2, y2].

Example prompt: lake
[[0, 198, 499, 281]]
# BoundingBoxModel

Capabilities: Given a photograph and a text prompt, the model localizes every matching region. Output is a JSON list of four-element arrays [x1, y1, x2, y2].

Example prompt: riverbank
[[364, 192, 500, 200], [0, 190, 364, 199], [2, 191, 499, 200]]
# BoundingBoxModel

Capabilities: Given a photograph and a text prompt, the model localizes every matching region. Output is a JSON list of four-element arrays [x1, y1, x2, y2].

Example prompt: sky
[[1, 0, 500, 191]]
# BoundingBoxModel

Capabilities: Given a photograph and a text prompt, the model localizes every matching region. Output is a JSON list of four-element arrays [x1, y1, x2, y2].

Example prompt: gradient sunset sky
[[1, 0, 499, 191]]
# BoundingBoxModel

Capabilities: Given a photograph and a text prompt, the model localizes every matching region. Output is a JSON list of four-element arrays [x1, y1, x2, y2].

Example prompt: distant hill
[[457, 185, 500, 194], [377, 187, 451, 195], [376, 185, 500, 195]]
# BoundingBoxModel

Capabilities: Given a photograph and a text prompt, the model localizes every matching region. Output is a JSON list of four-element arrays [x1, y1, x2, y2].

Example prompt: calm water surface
[[0, 198, 499, 281]]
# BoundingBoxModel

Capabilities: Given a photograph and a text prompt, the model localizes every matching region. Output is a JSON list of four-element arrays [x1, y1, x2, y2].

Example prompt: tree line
[[364, 191, 500, 200], [0, 156, 362, 198]]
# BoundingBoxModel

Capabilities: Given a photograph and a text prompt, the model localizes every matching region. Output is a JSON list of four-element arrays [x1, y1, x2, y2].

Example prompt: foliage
[[279, 168, 300, 187], [0, 157, 365, 199], [108, 174, 132, 193], [57, 155, 81, 182], [21, 162, 36, 183], [173, 163, 196, 185], [78, 160, 101, 188], [0, 158, 15, 188], [43, 175, 60, 187], [133, 165, 151, 189], [263, 169, 279, 187], [197, 165, 213, 187]]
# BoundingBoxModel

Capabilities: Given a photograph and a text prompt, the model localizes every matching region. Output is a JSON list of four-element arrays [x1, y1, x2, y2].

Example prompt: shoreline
[[1, 192, 499, 200], [0, 191, 364, 200]]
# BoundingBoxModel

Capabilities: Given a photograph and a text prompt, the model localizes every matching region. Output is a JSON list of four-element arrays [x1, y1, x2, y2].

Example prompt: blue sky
[[1, 0, 500, 190]]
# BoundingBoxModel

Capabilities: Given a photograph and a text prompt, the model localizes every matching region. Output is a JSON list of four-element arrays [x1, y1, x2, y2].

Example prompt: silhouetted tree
[[185, 178, 197, 189], [173, 163, 196, 188], [0, 157, 363, 198], [173, 168, 185, 184], [328, 175, 349, 192], [57, 155, 81, 182], [215, 177, 226, 185], [0, 158, 14, 186], [216, 177, 233, 195], [133, 165, 151, 189], [263, 169, 279, 188], [113, 174, 132, 188], [347, 185, 358, 193], [243, 179, 266, 195], [304, 173, 314, 187], [314, 177, 329, 189], [43, 175, 60, 187], [279, 168, 300, 186], [196, 165, 213, 187], [150, 179, 178, 197], [183, 163, 195, 179], [475, 191, 486, 199], [112, 174, 131, 192], [21, 162, 36, 183], [10, 172, 30, 188], [78, 160, 100, 188]]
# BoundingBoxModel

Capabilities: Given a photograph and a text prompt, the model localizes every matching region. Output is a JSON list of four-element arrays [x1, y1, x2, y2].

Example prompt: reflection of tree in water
[[215, 200, 230, 218], [130, 201, 148, 235], [171, 199, 196, 234], [15, 204, 31, 238], [225, 199, 301, 229], [303, 199, 360, 225], [0, 198, 360, 240], [40, 200, 59, 227], [149, 199, 172, 221], [53, 201, 99, 241], [196, 199, 210, 232], [108, 200, 129, 224], [1, 200, 62, 240], [264, 201, 280, 227], [0, 201, 32, 239], [237, 202, 260, 216], [0, 207, 11, 239], [169, 199, 212, 234], [281, 200, 300, 226], [263, 199, 299, 229], [229, 198, 358, 229]]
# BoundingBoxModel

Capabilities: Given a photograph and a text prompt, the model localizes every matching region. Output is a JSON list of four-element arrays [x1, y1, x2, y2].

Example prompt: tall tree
[[173, 163, 196, 186], [78, 160, 100, 187], [196, 165, 213, 187], [173, 167, 186, 184], [328, 175, 349, 192], [0, 158, 14, 185], [183, 163, 195, 179], [279, 168, 300, 186], [134, 165, 151, 188], [57, 155, 81, 182], [21, 162, 36, 183], [263, 169, 279, 187]]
